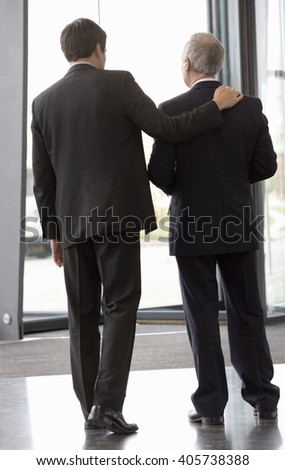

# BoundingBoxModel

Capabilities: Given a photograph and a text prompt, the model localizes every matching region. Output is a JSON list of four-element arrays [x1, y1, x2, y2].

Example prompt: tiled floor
[[0, 365, 284, 451]]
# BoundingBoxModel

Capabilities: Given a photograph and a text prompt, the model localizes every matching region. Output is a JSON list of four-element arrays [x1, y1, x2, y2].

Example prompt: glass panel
[[100, 0, 208, 308], [256, 0, 285, 317], [24, 0, 100, 313], [24, 0, 207, 313]]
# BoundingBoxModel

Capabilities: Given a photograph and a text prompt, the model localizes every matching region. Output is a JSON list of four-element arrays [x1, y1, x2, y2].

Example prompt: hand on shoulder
[[213, 85, 243, 110]]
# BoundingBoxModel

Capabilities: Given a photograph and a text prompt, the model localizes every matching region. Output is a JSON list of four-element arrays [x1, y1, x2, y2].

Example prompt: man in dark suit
[[149, 32, 280, 425], [31, 20, 242, 434]]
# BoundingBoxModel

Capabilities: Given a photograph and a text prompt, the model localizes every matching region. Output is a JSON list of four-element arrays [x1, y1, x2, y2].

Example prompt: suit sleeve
[[148, 135, 177, 196], [121, 71, 223, 143], [249, 108, 277, 184], [31, 102, 61, 240]]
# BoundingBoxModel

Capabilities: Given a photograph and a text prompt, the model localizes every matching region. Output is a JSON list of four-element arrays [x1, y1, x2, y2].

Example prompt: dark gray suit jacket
[[32, 65, 224, 248], [148, 80, 277, 256]]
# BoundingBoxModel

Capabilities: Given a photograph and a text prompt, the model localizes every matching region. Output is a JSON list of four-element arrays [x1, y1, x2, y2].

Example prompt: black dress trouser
[[63, 234, 141, 420], [176, 250, 280, 416]]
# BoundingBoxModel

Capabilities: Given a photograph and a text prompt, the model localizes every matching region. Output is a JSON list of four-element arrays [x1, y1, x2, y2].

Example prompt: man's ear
[[183, 57, 190, 72], [95, 43, 102, 57]]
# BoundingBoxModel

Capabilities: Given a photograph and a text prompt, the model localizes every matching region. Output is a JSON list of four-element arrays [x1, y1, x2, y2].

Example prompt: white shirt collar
[[69, 61, 94, 68], [190, 78, 219, 89]]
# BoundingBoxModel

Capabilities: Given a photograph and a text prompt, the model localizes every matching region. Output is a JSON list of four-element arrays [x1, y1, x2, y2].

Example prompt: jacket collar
[[65, 63, 97, 76]]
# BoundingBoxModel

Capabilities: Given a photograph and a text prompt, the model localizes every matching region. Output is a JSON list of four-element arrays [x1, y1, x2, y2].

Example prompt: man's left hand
[[51, 239, 63, 267]]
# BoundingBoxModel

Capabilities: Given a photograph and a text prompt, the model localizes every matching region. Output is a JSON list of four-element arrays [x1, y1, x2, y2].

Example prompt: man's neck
[[70, 59, 95, 68], [190, 77, 218, 88]]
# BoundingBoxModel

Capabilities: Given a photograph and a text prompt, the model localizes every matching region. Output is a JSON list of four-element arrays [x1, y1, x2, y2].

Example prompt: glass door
[[100, 0, 208, 308], [255, 0, 285, 318], [24, 0, 208, 321]]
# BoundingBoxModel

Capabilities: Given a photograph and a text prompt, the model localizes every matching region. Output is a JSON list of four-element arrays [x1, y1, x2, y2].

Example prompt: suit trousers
[[176, 250, 280, 416], [63, 234, 141, 420]]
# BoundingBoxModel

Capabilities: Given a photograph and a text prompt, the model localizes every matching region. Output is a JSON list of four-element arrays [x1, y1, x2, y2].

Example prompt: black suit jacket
[[32, 65, 224, 248], [148, 80, 277, 256]]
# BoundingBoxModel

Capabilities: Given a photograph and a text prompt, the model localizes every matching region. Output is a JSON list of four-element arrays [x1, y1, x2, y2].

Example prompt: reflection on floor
[[0, 365, 284, 451]]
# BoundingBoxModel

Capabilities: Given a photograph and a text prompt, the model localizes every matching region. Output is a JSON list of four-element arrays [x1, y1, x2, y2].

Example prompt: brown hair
[[60, 18, 107, 62]]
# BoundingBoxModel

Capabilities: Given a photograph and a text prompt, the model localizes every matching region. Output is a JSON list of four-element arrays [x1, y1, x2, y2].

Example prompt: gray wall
[[0, 0, 27, 339]]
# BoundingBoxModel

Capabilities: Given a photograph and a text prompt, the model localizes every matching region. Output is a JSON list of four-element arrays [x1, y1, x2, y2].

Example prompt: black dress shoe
[[85, 405, 138, 434], [254, 409, 278, 419], [188, 410, 224, 425]]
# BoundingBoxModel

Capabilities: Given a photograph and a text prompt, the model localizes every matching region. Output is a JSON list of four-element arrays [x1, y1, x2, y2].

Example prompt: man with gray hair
[[149, 32, 279, 425]]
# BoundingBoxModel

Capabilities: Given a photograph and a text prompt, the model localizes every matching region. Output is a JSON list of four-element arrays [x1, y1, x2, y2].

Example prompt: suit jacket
[[31, 65, 225, 248], [148, 80, 277, 256]]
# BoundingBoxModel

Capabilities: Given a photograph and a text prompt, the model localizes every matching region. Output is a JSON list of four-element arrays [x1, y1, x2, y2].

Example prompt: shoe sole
[[254, 411, 278, 420], [85, 416, 138, 434], [189, 416, 224, 425]]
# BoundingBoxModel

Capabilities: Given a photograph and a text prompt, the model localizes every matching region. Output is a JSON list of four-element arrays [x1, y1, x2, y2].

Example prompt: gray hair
[[183, 32, 224, 75]]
